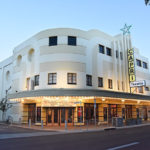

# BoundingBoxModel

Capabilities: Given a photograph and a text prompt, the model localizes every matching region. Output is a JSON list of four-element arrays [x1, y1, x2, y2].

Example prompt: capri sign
[[128, 48, 136, 82]]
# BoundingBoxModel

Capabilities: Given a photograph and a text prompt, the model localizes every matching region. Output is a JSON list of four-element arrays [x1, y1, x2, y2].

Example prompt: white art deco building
[[0, 28, 150, 126]]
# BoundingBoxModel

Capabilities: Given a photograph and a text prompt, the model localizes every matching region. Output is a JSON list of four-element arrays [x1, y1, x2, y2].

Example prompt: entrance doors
[[47, 108, 59, 125], [143, 107, 148, 120], [46, 107, 74, 126], [28, 104, 36, 123], [125, 105, 132, 119], [84, 103, 98, 124], [108, 104, 117, 123]]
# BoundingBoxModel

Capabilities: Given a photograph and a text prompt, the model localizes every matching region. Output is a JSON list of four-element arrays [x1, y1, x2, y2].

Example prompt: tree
[[0, 98, 12, 121], [145, 0, 150, 5], [0, 87, 12, 121]]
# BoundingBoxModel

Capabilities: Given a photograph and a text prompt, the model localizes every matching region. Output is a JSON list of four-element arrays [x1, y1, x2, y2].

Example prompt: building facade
[[0, 28, 150, 126]]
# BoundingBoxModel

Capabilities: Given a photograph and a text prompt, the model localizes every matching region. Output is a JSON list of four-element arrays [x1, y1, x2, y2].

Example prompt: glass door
[[47, 108, 52, 124], [84, 103, 98, 124], [125, 105, 132, 119], [54, 108, 59, 125], [61, 108, 66, 124], [143, 107, 148, 120], [28, 104, 36, 123], [68, 108, 73, 124], [46, 107, 74, 126], [108, 104, 117, 123]]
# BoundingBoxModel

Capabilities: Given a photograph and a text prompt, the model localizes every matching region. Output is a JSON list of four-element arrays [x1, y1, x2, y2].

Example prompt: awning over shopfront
[[8, 89, 150, 101]]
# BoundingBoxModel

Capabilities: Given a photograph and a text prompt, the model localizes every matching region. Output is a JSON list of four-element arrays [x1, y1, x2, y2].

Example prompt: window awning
[[8, 88, 150, 101]]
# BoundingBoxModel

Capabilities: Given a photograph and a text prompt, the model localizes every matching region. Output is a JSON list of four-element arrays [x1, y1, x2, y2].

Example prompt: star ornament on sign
[[120, 24, 132, 35], [145, 0, 150, 5]]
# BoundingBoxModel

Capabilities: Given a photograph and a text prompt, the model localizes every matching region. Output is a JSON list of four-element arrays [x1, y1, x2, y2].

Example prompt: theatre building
[[0, 28, 150, 126]]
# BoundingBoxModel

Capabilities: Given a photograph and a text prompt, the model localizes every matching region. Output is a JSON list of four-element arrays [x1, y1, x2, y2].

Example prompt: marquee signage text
[[128, 48, 136, 82]]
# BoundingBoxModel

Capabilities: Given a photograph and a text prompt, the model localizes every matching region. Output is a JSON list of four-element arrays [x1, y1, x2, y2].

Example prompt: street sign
[[130, 80, 146, 88]]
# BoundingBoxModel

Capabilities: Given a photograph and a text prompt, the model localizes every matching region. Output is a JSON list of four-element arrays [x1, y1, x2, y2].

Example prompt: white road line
[[107, 142, 139, 150]]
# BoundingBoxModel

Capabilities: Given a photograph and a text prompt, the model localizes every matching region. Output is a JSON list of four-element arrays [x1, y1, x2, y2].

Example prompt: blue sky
[[0, 0, 149, 62]]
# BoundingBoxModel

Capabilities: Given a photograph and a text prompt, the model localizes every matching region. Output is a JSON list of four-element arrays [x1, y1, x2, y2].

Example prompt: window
[[145, 87, 149, 91], [49, 36, 57, 46], [67, 73, 77, 84], [98, 77, 103, 87], [103, 107, 107, 121], [108, 79, 113, 89], [6, 71, 10, 81], [61, 108, 65, 123], [106, 47, 112, 56], [48, 73, 57, 85], [126, 105, 132, 119], [138, 87, 143, 93], [136, 108, 140, 119], [34, 75, 39, 86], [143, 62, 148, 69], [37, 107, 41, 122], [136, 59, 142, 67], [86, 75, 92, 86], [26, 78, 30, 90], [122, 108, 125, 119], [99, 44, 105, 54], [120, 52, 123, 60], [28, 49, 34, 62], [17, 55, 22, 66], [116, 50, 119, 58], [117, 80, 120, 90], [68, 108, 73, 123], [122, 81, 124, 91], [68, 36, 76, 46]]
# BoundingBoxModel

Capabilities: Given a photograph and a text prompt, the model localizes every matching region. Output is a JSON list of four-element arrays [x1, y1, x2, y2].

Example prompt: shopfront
[[108, 104, 118, 123], [28, 104, 36, 123], [84, 103, 98, 124], [8, 89, 150, 126], [46, 107, 74, 126]]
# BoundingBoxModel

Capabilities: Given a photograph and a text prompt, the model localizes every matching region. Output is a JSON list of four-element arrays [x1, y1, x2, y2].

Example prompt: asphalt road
[[1, 125, 150, 150], [0, 124, 48, 134]]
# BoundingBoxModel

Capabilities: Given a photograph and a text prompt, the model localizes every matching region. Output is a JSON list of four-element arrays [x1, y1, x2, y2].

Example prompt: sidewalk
[[6, 121, 150, 132], [1, 122, 150, 140]]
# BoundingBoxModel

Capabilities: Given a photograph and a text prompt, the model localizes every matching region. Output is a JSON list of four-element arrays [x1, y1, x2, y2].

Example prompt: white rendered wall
[[0, 28, 150, 96]]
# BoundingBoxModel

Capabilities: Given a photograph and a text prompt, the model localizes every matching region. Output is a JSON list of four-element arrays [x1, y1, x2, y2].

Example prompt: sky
[[0, 0, 149, 62]]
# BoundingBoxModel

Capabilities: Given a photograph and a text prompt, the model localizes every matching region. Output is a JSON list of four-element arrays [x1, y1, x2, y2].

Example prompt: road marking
[[107, 142, 139, 150]]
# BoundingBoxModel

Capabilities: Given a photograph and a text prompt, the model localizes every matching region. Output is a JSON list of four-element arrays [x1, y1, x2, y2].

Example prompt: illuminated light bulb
[[102, 98, 105, 101], [122, 99, 125, 102], [137, 101, 140, 104], [65, 97, 69, 101]]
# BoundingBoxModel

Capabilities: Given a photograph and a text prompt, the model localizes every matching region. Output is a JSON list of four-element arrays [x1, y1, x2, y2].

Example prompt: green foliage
[[145, 0, 150, 5]]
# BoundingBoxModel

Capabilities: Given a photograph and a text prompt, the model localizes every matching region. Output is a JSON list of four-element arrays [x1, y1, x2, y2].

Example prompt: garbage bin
[[112, 117, 123, 127]]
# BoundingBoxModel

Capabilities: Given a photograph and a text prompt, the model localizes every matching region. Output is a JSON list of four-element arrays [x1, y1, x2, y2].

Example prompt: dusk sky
[[0, 0, 149, 62]]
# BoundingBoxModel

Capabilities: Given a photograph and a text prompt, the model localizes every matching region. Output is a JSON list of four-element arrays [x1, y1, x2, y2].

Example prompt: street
[[1, 125, 150, 150]]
